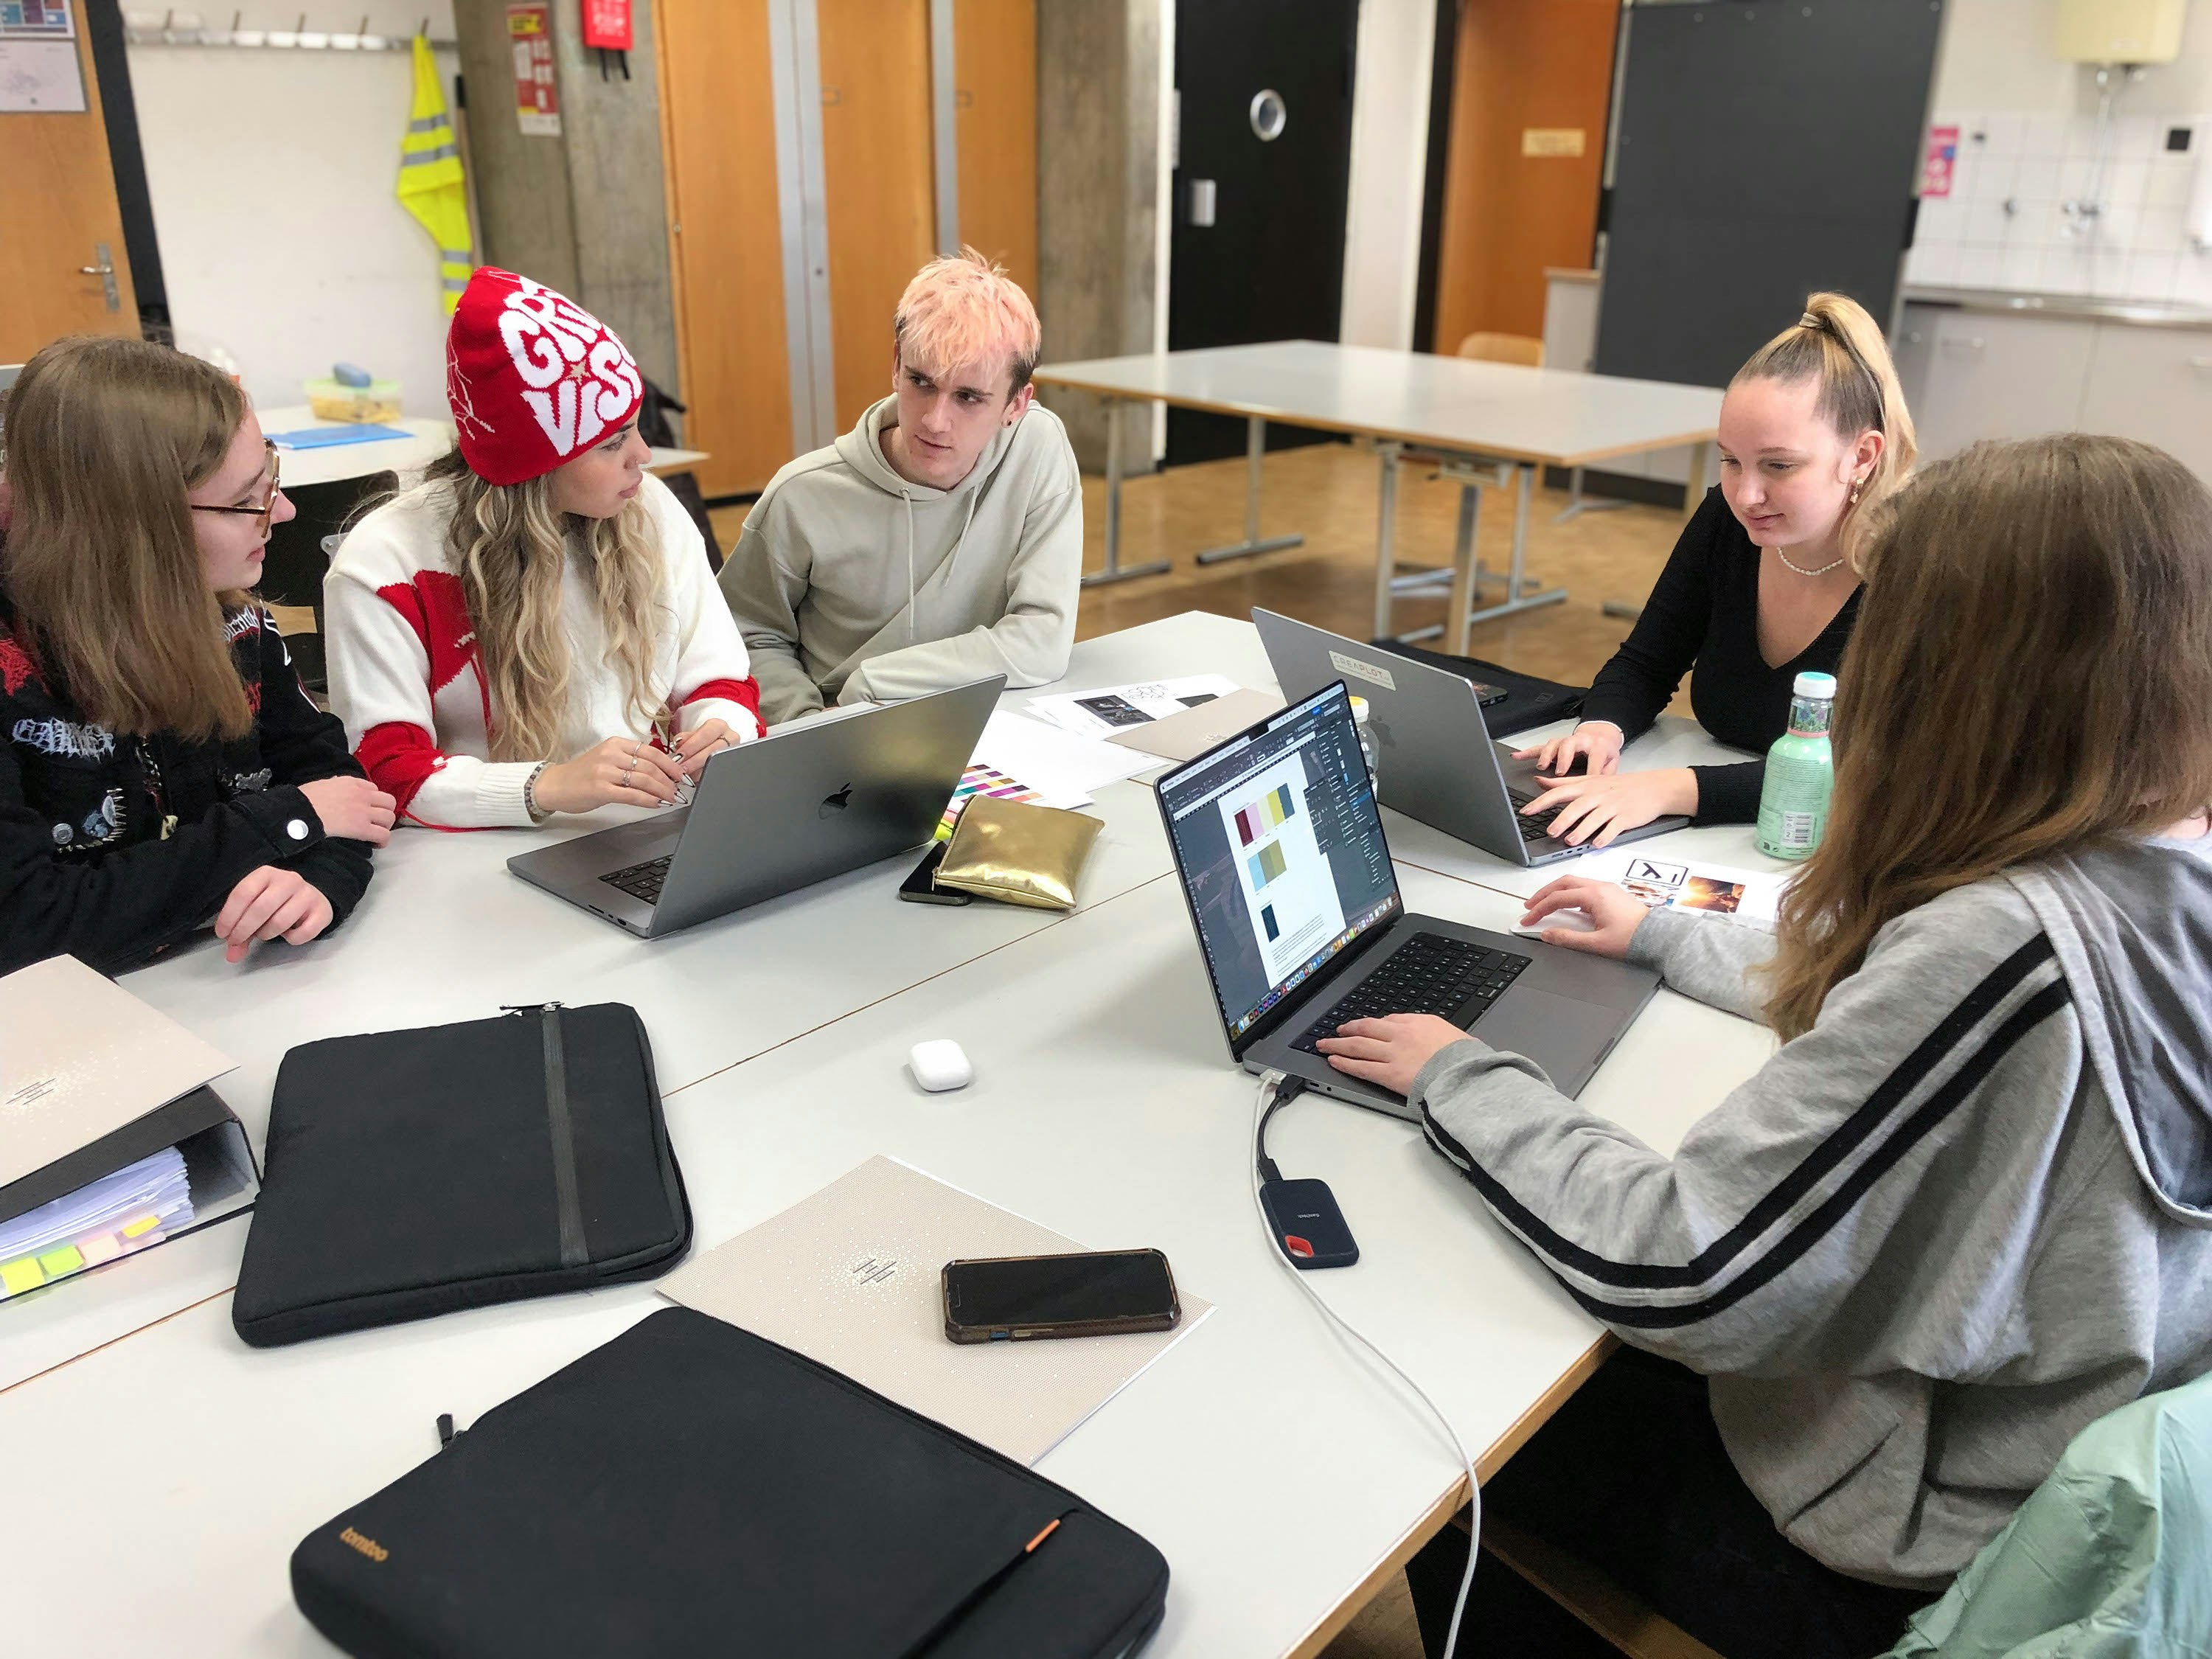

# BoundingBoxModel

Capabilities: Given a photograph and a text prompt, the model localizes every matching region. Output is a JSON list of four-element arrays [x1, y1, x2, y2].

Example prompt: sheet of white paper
[[974, 712, 1153, 797], [0, 39, 85, 111], [1024, 675, 1242, 739]]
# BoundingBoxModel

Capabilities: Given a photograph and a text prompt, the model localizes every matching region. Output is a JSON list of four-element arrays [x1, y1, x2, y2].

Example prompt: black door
[[1594, 0, 1944, 390], [1168, 0, 1358, 467]]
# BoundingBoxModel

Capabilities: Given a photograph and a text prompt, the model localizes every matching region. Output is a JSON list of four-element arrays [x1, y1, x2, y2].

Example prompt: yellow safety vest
[[397, 35, 474, 314]]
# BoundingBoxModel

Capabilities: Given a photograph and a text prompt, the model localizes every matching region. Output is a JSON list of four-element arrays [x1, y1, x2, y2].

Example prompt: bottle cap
[[1349, 695, 1370, 720], [1792, 672, 1837, 699]]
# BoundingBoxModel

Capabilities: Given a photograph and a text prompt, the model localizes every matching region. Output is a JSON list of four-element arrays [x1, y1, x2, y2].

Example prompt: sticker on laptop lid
[[1328, 650, 1396, 692]]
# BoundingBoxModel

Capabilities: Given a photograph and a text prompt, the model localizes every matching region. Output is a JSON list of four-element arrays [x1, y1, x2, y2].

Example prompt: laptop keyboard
[[1506, 785, 1567, 843], [601, 855, 672, 905], [1288, 933, 1532, 1054]]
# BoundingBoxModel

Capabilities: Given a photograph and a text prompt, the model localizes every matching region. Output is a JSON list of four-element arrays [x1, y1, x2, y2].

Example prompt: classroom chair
[[260, 470, 397, 695]]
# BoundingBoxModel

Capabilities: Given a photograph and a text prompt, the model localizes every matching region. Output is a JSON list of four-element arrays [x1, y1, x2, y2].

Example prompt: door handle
[[1189, 178, 1217, 228], [1938, 336, 1986, 353], [2188, 357, 2212, 372], [80, 242, 121, 312]]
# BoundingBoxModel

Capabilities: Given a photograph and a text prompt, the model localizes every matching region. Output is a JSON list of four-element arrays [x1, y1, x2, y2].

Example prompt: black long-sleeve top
[[0, 593, 376, 976], [1579, 487, 1860, 825]]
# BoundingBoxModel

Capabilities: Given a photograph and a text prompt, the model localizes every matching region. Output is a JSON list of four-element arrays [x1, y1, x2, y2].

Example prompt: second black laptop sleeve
[[232, 1002, 689, 1346], [1366, 639, 1586, 736], [291, 1307, 1170, 1658]]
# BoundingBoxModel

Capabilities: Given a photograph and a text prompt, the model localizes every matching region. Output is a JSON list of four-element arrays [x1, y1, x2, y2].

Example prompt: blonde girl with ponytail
[[1516, 291, 1916, 846]]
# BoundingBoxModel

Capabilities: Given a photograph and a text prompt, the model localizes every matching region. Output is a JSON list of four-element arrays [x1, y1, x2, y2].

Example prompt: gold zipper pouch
[[934, 795, 1103, 911]]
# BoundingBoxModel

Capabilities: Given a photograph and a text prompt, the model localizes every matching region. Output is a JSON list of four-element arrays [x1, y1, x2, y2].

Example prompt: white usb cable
[[1251, 1068, 1481, 1657]]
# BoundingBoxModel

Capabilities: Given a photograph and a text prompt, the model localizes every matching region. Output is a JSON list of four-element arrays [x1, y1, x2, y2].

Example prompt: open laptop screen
[[1157, 681, 1401, 1054]]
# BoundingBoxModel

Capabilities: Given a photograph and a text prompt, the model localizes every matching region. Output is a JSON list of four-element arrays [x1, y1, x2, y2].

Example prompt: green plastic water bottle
[[1756, 672, 1836, 861]]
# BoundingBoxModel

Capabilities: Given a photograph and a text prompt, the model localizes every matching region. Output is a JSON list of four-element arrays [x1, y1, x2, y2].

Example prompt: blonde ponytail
[[1733, 292, 1917, 569]]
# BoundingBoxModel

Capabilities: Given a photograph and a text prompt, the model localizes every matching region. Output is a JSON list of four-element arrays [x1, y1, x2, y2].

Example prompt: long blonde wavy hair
[[1733, 291, 1919, 570], [1762, 435, 2212, 1039], [1, 335, 254, 742], [422, 448, 664, 762]]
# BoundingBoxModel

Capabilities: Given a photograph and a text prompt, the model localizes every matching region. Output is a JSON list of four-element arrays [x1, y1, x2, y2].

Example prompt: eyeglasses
[[189, 442, 283, 534]]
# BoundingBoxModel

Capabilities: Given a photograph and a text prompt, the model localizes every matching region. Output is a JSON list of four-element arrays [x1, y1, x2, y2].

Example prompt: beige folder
[[1102, 686, 1287, 762], [660, 1155, 1213, 1465], [1, 956, 235, 1192]]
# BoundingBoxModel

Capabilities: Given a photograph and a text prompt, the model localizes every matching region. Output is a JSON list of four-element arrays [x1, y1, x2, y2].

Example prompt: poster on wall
[[507, 2, 560, 138], [0, 0, 75, 38], [1921, 125, 1960, 198]]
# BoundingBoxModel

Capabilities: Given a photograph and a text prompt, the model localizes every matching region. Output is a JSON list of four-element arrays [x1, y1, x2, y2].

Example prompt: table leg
[[1552, 463, 1632, 523], [1451, 464, 1565, 633], [1371, 442, 1403, 641], [1443, 482, 1480, 656], [1080, 396, 1171, 588], [1683, 440, 1712, 521], [1195, 414, 1305, 566]]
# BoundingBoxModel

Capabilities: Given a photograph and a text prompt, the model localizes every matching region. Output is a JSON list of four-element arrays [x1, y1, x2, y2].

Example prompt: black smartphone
[[898, 841, 970, 905], [1472, 681, 1510, 708], [942, 1248, 1180, 1343]]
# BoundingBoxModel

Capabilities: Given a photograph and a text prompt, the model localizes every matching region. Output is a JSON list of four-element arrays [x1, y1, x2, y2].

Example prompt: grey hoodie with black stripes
[[1411, 836, 2212, 1591]]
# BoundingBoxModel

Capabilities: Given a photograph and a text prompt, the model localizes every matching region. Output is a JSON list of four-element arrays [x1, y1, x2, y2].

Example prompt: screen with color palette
[[1233, 783, 1295, 846]]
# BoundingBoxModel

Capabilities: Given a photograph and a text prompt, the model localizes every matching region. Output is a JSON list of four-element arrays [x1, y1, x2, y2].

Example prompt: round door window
[[1250, 88, 1287, 143]]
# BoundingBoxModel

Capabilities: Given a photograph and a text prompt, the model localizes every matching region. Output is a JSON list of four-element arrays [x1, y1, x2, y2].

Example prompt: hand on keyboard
[[1315, 1014, 1475, 1098]]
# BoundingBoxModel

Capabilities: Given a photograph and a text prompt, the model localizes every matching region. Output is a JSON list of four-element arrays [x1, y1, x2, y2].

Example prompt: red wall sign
[[507, 3, 560, 137], [1921, 125, 1961, 198]]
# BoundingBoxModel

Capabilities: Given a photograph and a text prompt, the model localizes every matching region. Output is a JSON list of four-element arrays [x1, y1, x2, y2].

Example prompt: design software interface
[[1162, 686, 1399, 1042]]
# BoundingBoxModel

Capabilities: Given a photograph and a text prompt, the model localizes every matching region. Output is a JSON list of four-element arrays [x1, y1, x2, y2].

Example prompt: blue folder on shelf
[[267, 424, 412, 451]]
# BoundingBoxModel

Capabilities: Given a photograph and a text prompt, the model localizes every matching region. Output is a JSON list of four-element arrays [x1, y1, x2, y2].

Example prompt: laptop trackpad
[[1475, 987, 1609, 1089]]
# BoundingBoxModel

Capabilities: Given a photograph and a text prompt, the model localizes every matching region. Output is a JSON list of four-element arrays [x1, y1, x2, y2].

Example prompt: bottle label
[[1778, 810, 1815, 849]]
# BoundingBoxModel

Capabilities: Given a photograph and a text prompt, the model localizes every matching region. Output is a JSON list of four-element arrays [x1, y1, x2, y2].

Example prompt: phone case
[[941, 1250, 1181, 1344]]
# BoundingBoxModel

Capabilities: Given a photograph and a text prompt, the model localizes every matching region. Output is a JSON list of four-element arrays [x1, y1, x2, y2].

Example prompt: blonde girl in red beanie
[[324, 269, 760, 829]]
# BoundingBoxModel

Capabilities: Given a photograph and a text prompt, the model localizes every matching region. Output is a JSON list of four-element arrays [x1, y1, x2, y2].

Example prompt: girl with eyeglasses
[[0, 335, 394, 975]]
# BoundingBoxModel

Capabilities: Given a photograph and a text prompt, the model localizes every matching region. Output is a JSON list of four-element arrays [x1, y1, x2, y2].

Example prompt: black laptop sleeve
[[233, 1003, 689, 1347], [291, 1307, 1171, 1658], [1364, 639, 1586, 737]]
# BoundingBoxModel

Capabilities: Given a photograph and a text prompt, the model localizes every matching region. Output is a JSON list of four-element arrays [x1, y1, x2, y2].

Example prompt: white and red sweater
[[324, 473, 760, 829]]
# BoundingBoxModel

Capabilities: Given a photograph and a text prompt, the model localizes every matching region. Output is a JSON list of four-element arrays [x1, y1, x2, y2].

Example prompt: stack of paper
[[1584, 850, 1789, 930], [939, 712, 1158, 837], [0, 1147, 193, 1301]]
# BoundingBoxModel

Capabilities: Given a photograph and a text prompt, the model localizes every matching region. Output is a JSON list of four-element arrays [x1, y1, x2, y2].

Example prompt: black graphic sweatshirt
[[0, 593, 377, 976]]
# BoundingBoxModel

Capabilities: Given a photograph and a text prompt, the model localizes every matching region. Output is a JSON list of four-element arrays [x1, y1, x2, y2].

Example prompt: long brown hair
[[0, 336, 255, 742], [422, 448, 664, 762], [1733, 291, 1919, 569], [1763, 435, 2212, 1038]]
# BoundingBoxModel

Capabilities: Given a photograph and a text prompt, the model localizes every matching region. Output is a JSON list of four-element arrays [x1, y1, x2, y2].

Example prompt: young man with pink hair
[[720, 248, 1082, 723]]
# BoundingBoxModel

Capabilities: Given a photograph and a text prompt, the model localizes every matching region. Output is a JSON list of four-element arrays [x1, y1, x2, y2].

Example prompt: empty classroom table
[[1033, 342, 1722, 650]]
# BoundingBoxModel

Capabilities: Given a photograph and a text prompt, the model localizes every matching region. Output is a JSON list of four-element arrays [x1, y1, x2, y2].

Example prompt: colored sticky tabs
[[121, 1213, 161, 1239], [0, 1257, 45, 1297], [77, 1233, 122, 1267], [37, 1245, 84, 1277]]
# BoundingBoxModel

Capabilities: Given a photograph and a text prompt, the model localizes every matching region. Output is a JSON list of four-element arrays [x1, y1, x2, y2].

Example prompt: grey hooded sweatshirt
[[719, 395, 1082, 724], [1411, 837, 2212, 1591]]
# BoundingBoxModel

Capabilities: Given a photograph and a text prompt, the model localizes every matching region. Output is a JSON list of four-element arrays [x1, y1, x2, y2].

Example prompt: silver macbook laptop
[[1252, 608, 1688, 867], [1153, 681, 1658, 1120], [508, 676, 1004, 937]]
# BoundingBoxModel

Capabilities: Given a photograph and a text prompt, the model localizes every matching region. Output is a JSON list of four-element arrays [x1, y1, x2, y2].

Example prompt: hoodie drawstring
[[902, 487, 983, 646]]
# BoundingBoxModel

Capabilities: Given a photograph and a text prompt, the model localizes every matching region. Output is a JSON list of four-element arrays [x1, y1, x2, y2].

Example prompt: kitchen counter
[[1903, 285, 2212, 330]]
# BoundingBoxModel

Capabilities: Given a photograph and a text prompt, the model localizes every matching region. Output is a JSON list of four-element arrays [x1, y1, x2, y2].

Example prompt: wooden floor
[[709, 445, 1688, 1659], [712, 440, 1688, 700]]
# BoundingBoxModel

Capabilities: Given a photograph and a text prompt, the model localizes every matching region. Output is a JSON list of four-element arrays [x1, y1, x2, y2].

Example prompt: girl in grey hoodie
[[1320, 435, 2212, 1659]]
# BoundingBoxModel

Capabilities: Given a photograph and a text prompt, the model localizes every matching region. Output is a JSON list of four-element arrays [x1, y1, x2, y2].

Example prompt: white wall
[[1912, 0, 2212, 305], [1338, 0, 1436, 349], [126, 1, 460, 419]]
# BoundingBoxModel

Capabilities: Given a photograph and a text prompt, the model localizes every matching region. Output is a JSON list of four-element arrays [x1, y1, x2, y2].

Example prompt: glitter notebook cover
[[658, 1155, 1214, 1465]]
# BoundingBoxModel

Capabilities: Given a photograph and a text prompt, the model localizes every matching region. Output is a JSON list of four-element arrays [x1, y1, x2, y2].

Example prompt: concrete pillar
[[452, 0, 680, 404], [1036, 0, 1161, 474]]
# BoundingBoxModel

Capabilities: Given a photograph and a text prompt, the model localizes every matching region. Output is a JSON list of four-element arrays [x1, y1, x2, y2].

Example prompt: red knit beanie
[[445, 268, 645, 487]]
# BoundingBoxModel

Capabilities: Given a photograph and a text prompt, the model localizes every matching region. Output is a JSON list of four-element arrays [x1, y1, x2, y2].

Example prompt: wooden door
[[953, 0, 1037, 297], [1430, 0, 1616, 350], [656, 0, 793, 497], [817, 0, 936, 429], [0, 24, 139, 364]]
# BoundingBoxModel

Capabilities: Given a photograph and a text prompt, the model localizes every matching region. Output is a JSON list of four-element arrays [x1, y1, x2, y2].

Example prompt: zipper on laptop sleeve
[[516, 1004, 590, 1270]]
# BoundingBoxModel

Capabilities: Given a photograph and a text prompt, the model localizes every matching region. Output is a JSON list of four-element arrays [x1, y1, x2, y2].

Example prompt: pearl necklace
[[1775, 546, 1847, 577]]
